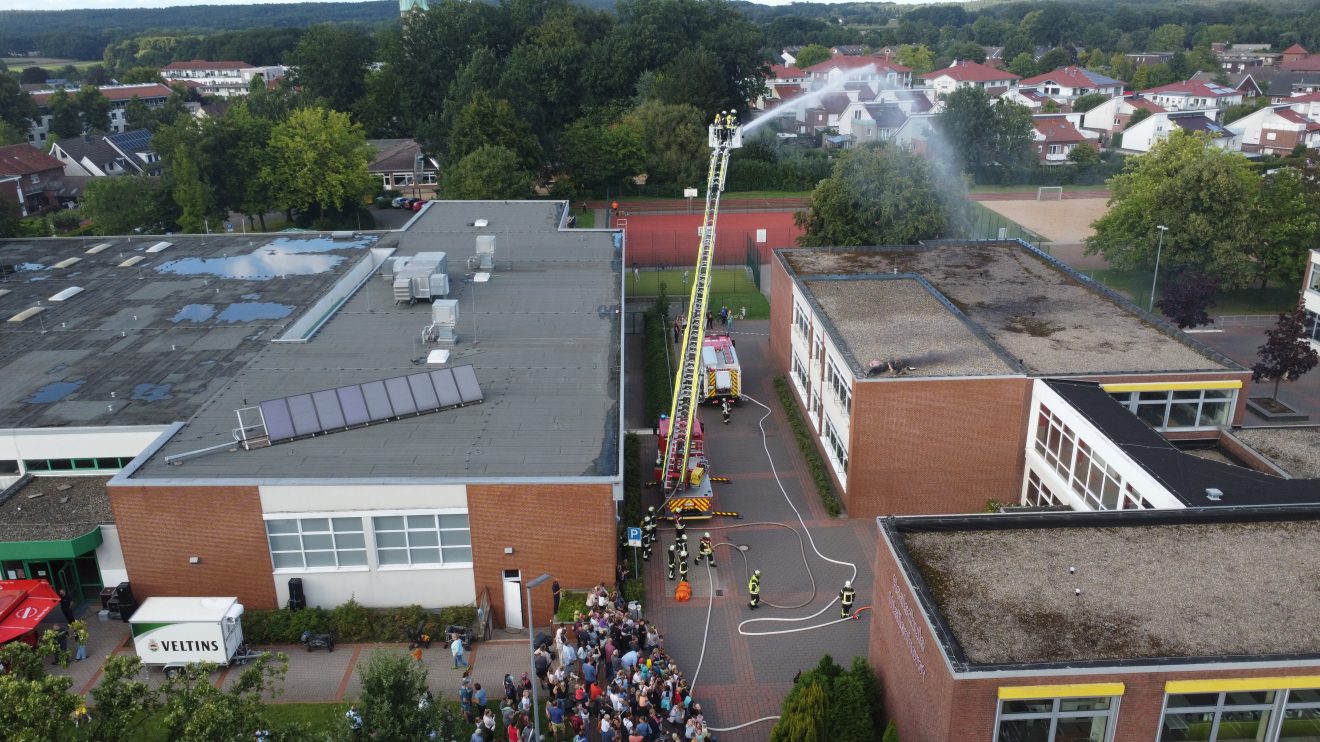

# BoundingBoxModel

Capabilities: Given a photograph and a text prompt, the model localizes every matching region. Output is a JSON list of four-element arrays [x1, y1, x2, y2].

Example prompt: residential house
[[837, 101, 909, 143], [367, 139, 438, 195], [1080, 94, 1166, 143], [780, 46, 802, 66], [1017, 66, 1124, 108], [1283, 91, 1320, 121], [1281, 43, 1318, 70], [1119, 111, 1238, 153], [160, 60, 286, 98], [920, 60, 1020, 99], [802, 92, 851, 134], [1189, 70, 1266, 99], [1000, 88, 1053, 111], [1303, 249, 1320, 350], [0, 143, 64, 215], [831, 45, 866, 56], [1124, 52, 1174, 67], [1263, 70, 1320, 102], [1225, 105, 1320, 155], [1215, 43, 1281, 73], [1141, 79, 1243, 111], [1032, 114, 1096, 163], [982, 46, 1005, 69], [804, 55, 913, 92], [26, 83, 192, 146], [890, 113, 936, 156], [757, 64, 809, 111], [48, 130, 159, 178]]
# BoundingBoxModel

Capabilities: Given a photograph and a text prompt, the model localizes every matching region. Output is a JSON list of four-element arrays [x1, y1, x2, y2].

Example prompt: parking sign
[[626, 527, 643, 548]]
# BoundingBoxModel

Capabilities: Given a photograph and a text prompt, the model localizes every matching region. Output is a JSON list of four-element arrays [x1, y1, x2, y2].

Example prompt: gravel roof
[[0, 476, 112, 541], [904, 521, 1320, 665], [782, 243, 1234, 375], [1231, 427, 1320, 479], [802, 279, 1014, 377]]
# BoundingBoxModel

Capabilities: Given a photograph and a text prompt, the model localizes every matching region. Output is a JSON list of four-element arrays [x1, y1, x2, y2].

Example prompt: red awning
[[0, 579, 61, 644]]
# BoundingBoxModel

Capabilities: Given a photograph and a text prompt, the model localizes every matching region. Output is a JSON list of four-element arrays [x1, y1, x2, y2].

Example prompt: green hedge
[[773, 376, 842, 517], [772, 655, 885, 742], [618, 432, 648, 609], [643, 300, 674, 425], [553, 590, 591, 623], [242, 600, 478, 645]]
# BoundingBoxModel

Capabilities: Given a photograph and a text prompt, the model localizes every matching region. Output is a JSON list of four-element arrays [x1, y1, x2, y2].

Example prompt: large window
[[996, 694, 1119, 742], [1304, 309, 1320, 342], [1159, 687, 1320, 742], [823, 417, 848, 476], [792, 353, 809, 394], [1032, 405, 1157, 511], [1025, 471, 1061, 507], [826, 359, 852, 416], [266, 517, 367, 569], [793, 303, 810, 337], [1108, 388, 1235, 430], [373, 513, 472, 567]]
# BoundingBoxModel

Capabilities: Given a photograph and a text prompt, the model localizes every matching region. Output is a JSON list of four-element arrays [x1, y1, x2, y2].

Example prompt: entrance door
[[502, 570, 523, 630]]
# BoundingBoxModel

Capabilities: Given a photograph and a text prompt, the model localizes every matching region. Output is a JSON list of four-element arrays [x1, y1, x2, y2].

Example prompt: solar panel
[[312, 389, 346, 430], [384, 377, 417, 416], [453, 365, 484, 404], [361, 381, 394, 422], [407, 372, 440, 411], [259, 399, 296, 442], [431, 369, 461, 407], [286, 394, 321, 437], [242, 366, 483, 447], [337, 386, 370, 426]]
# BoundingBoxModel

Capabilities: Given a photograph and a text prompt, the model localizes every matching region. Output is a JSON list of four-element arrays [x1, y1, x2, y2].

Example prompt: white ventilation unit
[[145, 241, 172, 253], [474, 219, 489, 228], [7, 306, 46, 323], [85, 243, 112, 254], [51, 257, 81, 269], [119, 256, 145, 267], [49, 286, 84, 302], [424, 299, 460, 344], [475, 235, 495, 271]]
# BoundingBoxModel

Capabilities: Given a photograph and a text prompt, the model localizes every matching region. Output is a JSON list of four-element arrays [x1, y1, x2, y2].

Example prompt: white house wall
[[787, 281, 851, 489], [1023, 379, 1181, 511], [95, 524, 129, 586], [259, 483, 466, 513], [0, 425, 172, 473]]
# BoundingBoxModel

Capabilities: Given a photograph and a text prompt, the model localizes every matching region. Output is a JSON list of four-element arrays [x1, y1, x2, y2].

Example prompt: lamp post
[[1148, 225, 1169, 312], [525, 572, 551, 742]]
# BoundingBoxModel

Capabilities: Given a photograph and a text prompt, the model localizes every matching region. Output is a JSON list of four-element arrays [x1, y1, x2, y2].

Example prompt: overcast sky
[[7, 0, 958, 13]]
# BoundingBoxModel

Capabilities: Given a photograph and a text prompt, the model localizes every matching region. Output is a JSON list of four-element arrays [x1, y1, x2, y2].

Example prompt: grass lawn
[[570, 207, 595, 228], [627, 267, 769, 319], [134, 702, 350, 740], [1080, 268, 1298, 316]]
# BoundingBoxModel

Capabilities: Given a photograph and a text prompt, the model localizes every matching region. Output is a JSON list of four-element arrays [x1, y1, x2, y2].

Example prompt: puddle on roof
[[16, 263, 45, 271], [26, 380, 84, 403], [131, 383, 172, 402], [217, 302, 293, 323], [152, 236, 374, 280], [170, 304, 216, 323]]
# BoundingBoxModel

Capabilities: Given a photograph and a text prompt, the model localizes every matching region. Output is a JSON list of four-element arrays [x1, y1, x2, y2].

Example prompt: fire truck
[[699, 333, 740, 405], [654, 115, 742, 520]]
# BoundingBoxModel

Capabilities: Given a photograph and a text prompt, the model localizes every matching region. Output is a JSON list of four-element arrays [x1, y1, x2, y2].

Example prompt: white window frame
[[790, 352, 809, 398], [1157, 687, 1320, 741], [994, 695, 1120, 742], [825, 358, 852, 416], [372, 512, 472, 568], [265, 516, 368, 572], [1108, 389, 1236, 431], [822, 416, 849, 478], [792, 302, 810, 337]]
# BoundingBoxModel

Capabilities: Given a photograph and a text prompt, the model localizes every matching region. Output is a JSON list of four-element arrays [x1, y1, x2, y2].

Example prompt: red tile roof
[[0, 144, 63, 178], [1283, 56, 1320, 72], [161, 60, 251, 71], [1032, 116, 1088, 143], [31, 84, 174, 107], [804, 56, 911, 75], [922, 59, 1020, 82], [1018, 66, 1123, 89], [1142, 80, 1240, 98], [1127, 96, 1166, 113], [769, 64, 806, 80], [1272, 109, 1320, 130], [1287, 92, 1320, 102], [773, 84, 803, 101], [1284, 44, 1309, 55]]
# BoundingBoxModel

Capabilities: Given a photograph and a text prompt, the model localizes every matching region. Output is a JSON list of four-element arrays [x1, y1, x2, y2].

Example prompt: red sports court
[[618, 211, 803, 268]]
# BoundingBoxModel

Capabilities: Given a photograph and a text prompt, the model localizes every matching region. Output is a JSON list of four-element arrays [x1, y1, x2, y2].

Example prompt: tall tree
[[896, 44, 935, 74], [1248, 167, 1320, 289], [47, 88, 82, 139], [75, 86, 112, 133], [1086, 130, 1258, 289], [1150, 23, 1188, 52], [0, 73, 37, 131], [157, 655, 287, 742], [1156, 270, 1218, 329], [793, 43, 832, 69], [81, 174, 177, 235], [796, 145, 954, 247], [557, 115, 645, 197], [285, 24, 373, 114], [356, 652, 458, 740], [0, 630, 80, 742], [1253, 308, 1320, 400], [621, 100, 707, 186], [263, 107, 374, 220], [448, 92, 541, 171], [444, 145, 533, 199], [86, 656, 160, 742]]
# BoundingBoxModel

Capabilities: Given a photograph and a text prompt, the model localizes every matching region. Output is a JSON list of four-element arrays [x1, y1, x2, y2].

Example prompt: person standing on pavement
[[677, 549, 689, 582], [459, 678, 475, 723], [552, 579, 561, 615], [840, 580, 856, 618], [666, 544, 676, 581], [696, 533, 715, 568], [721, 398, 731, 425], [71, 620, 88, 661], [451, 632, 468, 669], [58, 588, 75, 623], [748, 570, 761, 610]]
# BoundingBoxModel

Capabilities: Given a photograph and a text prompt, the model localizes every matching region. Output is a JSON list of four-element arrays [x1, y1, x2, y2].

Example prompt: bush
[[883, 721, 900, 742], [241, 601, 480, 645], [773, 377, 842, 516], [554, 591, 590, 623], [773, 655, 886, 742], [328, 598, 375, 642]]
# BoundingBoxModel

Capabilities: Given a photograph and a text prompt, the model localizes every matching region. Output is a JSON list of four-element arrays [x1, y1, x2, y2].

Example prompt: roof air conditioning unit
[[425, 299, 460, 344], [475, 235, 495, 271], [1205, 488, 1223, 502]]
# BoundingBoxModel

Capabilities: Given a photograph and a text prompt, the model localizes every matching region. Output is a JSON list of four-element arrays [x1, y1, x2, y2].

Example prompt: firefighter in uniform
[[721, 398, 731, 425], [840, 580, 856, 618], [725, 110, 737, 134], [667, 544, 676, 581], [696, 532, 715, 568], [747, 569, 761, 609], [678, 548, 689, 581], [641, 507, 657, 561], [674, 512, 686, 543]]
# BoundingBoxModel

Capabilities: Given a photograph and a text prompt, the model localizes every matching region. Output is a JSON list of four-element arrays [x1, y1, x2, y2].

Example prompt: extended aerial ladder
[[657, 117, 742, 518]]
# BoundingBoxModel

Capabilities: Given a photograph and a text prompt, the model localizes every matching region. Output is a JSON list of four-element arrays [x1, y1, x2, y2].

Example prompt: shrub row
[[773, 376, 842, 517], [968, 154, 1127, 187], [643, 302, 674, 425], [771, 655, 885, 742], [242, 599, 477, 645], [618, 432, 647, 610]]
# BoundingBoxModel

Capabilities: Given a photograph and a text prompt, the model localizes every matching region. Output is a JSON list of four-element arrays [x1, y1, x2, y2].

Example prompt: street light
[[1149, 225, 1169, 312], [525, 572, 552, 742]]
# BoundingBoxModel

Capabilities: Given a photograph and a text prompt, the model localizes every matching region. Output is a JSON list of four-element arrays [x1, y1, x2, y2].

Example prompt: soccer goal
[[1036, 186, 1064, 201]]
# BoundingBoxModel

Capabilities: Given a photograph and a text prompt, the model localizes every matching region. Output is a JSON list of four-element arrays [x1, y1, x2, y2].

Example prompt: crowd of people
[[461, 582, 713, 742]]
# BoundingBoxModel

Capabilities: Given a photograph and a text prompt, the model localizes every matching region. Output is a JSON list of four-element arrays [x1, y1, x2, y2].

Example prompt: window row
[[1107, 388, 1234, 430], [1033, 404, 1155, 511], [24, 457, 133, 472], [793, 303, 810, 337], [1024, 471, 1061, 508], [265, 513, 471, 570], [823, 417, 849, 476], [791, 353, 810, 397], [826, 359, 852, 416], [996, 695, 1116, 742], [1160, 688, 1320, 742]]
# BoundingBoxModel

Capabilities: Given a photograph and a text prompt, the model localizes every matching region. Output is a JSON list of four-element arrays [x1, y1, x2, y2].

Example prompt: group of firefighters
[[712, 110, 739, 142], [639, 506, 858, 619]]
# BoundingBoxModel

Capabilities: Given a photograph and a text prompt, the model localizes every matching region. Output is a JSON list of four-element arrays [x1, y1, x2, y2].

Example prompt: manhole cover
[[715, 589, 724, 597]]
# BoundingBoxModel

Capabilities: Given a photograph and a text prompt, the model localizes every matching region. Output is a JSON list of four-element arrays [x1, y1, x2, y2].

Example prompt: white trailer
[[129, 597, 253, 676]]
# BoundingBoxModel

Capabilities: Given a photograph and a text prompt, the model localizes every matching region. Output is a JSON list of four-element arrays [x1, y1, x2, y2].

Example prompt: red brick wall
[[108, 484, 277, 609], [768, 254, 793, 375], [467, 483, 617, 629], [875, 527, 1320, 741], [847, 377, 1032, 517]]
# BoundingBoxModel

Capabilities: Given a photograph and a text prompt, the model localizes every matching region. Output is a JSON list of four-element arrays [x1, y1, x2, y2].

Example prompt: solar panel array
[[256, 365, 483, 444], [107, 129, 153, 155]]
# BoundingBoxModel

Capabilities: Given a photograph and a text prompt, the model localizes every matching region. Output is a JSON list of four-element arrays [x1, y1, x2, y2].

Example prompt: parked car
[[391, 197, 409, 209], [411, 199, 427, 212]]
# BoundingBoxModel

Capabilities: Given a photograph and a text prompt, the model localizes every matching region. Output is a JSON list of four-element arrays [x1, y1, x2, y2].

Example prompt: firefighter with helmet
[[748, 569, 761, 610], [641, 506, 657, 560], [667, 544, 676, 581], [674, 512, 686, 541], [697, 531, 715, 568], [840, 580, 856, 618], [678, 547, 689, 581]]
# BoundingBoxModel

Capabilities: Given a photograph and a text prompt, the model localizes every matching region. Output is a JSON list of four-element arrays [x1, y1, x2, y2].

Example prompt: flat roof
[[780, 242, 1238, 376], [1047, 379, 1320, 507], [0, 476, 111, 541], [886, 508, 1320, 669], [1, 201, 622, 482], [802, 278, 1014, 377], [1231, 427, 1320, 479]]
